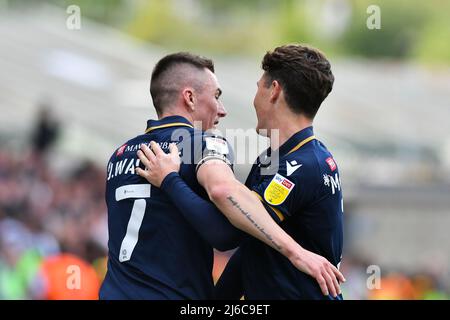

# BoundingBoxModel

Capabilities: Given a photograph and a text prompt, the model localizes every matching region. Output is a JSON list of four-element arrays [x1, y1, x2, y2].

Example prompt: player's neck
[[269, 113, 313, 151], [159, 109, 194, 125]]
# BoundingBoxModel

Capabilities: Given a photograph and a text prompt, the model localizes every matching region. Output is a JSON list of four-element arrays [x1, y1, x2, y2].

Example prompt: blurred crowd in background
[[0, 107, 107, 299]]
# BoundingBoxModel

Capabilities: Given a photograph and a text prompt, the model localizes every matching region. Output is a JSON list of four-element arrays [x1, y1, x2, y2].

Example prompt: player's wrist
[[160, 172, 180, 190], [285, 243, 307, 269]]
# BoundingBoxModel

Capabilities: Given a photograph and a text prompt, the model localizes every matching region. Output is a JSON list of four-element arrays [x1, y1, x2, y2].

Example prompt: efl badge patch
[[264, 173, 295, 206], [205, 137, 229, 155], [326, 157, 337, 171]]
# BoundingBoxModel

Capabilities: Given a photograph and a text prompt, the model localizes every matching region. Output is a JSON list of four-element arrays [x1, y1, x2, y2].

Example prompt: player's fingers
[[330, 264, 346, 283], [322, 269, 337, 298], [140, 144, 156, 163], [169, 143, 179, 157], [150, 141, 164, 157], [327, 264, 341, 295], [316, 275, 329, 297], [135, 167, 149, 179], [137, 149, 152, 169]]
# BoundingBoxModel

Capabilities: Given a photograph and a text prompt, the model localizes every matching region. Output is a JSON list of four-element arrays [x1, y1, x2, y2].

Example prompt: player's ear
[[182, 88, 196, 112], [269, 80, 281, 104]]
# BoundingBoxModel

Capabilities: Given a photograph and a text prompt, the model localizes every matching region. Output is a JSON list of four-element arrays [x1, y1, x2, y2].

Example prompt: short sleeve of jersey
[[251, 160, 315, 224]]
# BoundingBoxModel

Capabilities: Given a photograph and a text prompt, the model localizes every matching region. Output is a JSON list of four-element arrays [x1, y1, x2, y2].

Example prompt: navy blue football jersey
[[241, 126, 344, 299], [99, 116, 234, 300]]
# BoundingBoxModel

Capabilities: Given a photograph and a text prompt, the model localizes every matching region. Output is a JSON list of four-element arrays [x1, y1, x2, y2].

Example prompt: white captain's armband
[[196, 136, 232, 173], [205, 137, 229, 154]]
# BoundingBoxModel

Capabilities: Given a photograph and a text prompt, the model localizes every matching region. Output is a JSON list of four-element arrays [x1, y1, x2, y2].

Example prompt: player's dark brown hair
[[150, 52, 215, 115], [261, 44, 334, 119]]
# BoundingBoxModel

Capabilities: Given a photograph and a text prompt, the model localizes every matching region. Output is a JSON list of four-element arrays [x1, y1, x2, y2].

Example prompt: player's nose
[[218, 102, 227, 118]]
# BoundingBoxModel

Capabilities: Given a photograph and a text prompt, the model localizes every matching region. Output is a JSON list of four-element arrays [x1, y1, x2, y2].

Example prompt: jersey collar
[[145, 115, 194, 134], [278, 126, 316, 156]]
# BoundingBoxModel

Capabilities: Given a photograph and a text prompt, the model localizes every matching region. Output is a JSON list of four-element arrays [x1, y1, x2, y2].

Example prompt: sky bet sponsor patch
[[264, 173, 295, 206]]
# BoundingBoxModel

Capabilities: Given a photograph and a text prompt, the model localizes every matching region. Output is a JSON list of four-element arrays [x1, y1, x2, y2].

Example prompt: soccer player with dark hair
[[217, 44, 344, 299]]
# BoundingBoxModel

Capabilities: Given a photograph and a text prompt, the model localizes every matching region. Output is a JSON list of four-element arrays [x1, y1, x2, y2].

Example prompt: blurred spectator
[[0, 147, 108, 299], [0, 218, 38, 299], [33, 253, 100, 300], [368, 273, 418, 300], [339, 255, 373, 300], [31, 101, 60, 156]]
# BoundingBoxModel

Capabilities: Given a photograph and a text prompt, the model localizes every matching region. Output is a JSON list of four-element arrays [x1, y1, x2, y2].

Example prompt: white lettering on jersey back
[[108, 158, 141, 180], [125, 144, 139, 152], [107, 162, 114, 181], [115, 158, 128, 177], [124, 141, 172, 154], [124, 159, 136, 175]]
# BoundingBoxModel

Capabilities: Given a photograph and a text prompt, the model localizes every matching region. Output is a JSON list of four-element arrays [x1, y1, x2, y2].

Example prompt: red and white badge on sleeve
[[325, 157, 337, 171]]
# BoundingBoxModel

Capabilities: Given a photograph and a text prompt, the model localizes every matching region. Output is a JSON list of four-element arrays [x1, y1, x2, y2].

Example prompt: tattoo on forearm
[[226, 196, 282, 251]]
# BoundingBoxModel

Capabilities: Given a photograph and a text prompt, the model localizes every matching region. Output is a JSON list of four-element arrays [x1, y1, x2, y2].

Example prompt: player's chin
[[255, 125, 268, 137]]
